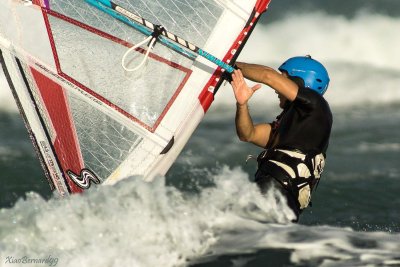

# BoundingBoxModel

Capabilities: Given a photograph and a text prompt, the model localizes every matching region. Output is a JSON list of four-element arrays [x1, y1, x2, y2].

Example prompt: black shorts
[[254, 172, 302, 222]]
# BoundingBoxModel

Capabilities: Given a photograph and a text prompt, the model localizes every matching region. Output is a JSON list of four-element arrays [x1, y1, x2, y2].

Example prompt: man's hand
[[230, 69, 261, 105]]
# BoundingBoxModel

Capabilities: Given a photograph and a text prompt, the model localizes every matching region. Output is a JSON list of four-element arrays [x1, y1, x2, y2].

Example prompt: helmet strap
[[288, 75, 305, 88]]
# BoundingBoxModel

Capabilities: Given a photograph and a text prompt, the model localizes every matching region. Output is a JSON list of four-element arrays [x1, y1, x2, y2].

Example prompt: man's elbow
[[238, 136, 248, 142], [237, 134, 253, 143], [259, 68, 279, 86]]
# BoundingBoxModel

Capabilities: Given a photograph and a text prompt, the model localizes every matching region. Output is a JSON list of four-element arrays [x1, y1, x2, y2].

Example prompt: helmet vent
[[316, 79, 322, 83]]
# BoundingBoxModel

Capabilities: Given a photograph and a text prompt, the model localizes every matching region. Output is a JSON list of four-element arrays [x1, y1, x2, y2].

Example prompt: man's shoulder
[[294, 88, 332, 117], [294, 87, 320, 106]]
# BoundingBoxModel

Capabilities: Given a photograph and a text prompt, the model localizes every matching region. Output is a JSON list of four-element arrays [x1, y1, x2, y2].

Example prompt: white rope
[[121, 35, 156, 72]]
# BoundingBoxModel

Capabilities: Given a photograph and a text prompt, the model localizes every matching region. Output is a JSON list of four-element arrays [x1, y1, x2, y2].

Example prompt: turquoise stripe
[[86, 0, 234, 72], [85, 0, 197, 60], [85, 0, 152, 35], [96, 0, 112, 8], [199, 49, 235, 73]]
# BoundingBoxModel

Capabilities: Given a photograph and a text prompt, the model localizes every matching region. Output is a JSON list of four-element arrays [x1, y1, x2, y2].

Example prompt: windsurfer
[[230, 56, 332, 222]]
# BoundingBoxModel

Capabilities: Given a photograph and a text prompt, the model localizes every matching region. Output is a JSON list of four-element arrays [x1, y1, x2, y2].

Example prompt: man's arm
[[230, 68, 271, 147], [236, 62, 299, 101], [235, 103, 271, 147]]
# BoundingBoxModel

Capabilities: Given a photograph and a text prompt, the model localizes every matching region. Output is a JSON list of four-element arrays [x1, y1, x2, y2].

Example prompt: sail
[[0, 0, 271, 195]]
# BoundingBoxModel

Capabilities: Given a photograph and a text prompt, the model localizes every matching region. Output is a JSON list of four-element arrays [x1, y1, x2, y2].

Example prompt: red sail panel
[[31, 67, 84, 193]]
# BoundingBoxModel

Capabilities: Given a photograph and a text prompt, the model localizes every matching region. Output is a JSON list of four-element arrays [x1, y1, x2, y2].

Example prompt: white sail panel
[[49, 0, 224, 51], [67, 91, 144, 180], [48, 12, 191, 128]]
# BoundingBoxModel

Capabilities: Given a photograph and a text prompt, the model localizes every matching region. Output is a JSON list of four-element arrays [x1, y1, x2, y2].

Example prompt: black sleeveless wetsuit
[[255, 87, 333, 221]]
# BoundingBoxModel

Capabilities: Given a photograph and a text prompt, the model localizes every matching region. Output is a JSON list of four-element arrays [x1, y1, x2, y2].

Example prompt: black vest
[[256, 88, 332, 205]]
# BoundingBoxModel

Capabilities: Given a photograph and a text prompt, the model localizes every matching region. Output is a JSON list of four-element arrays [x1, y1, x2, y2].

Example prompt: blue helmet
[[278, 56, 330, 95]]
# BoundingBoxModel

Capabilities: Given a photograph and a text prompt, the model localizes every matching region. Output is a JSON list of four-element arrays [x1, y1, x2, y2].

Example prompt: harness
[[255, 148, 325, 209]]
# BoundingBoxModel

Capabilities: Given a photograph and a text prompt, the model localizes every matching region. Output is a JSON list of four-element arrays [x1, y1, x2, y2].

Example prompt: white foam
[[0, 166, 399, 267], [202, 223, 400, 267], [242, 12, 400, 70], [0, 166, 295, 267], [356, 142, 400, 153]]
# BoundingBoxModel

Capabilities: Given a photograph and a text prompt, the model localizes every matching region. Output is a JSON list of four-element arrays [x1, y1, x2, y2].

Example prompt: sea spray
[[0, 166, 294, 267]]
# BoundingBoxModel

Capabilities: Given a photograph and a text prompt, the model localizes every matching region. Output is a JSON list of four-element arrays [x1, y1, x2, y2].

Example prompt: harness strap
[[257, 149, 321, 191]]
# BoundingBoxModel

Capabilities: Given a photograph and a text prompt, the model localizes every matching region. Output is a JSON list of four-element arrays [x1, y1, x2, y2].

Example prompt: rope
[[121, 35, 156, 72], [121, 25, 166, 72]]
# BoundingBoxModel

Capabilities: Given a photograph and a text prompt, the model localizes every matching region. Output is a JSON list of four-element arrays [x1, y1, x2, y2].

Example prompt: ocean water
[[1, 1, 400, 266]]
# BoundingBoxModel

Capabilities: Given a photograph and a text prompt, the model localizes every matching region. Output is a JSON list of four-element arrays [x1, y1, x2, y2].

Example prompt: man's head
[[278, 55, 330, 95]]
